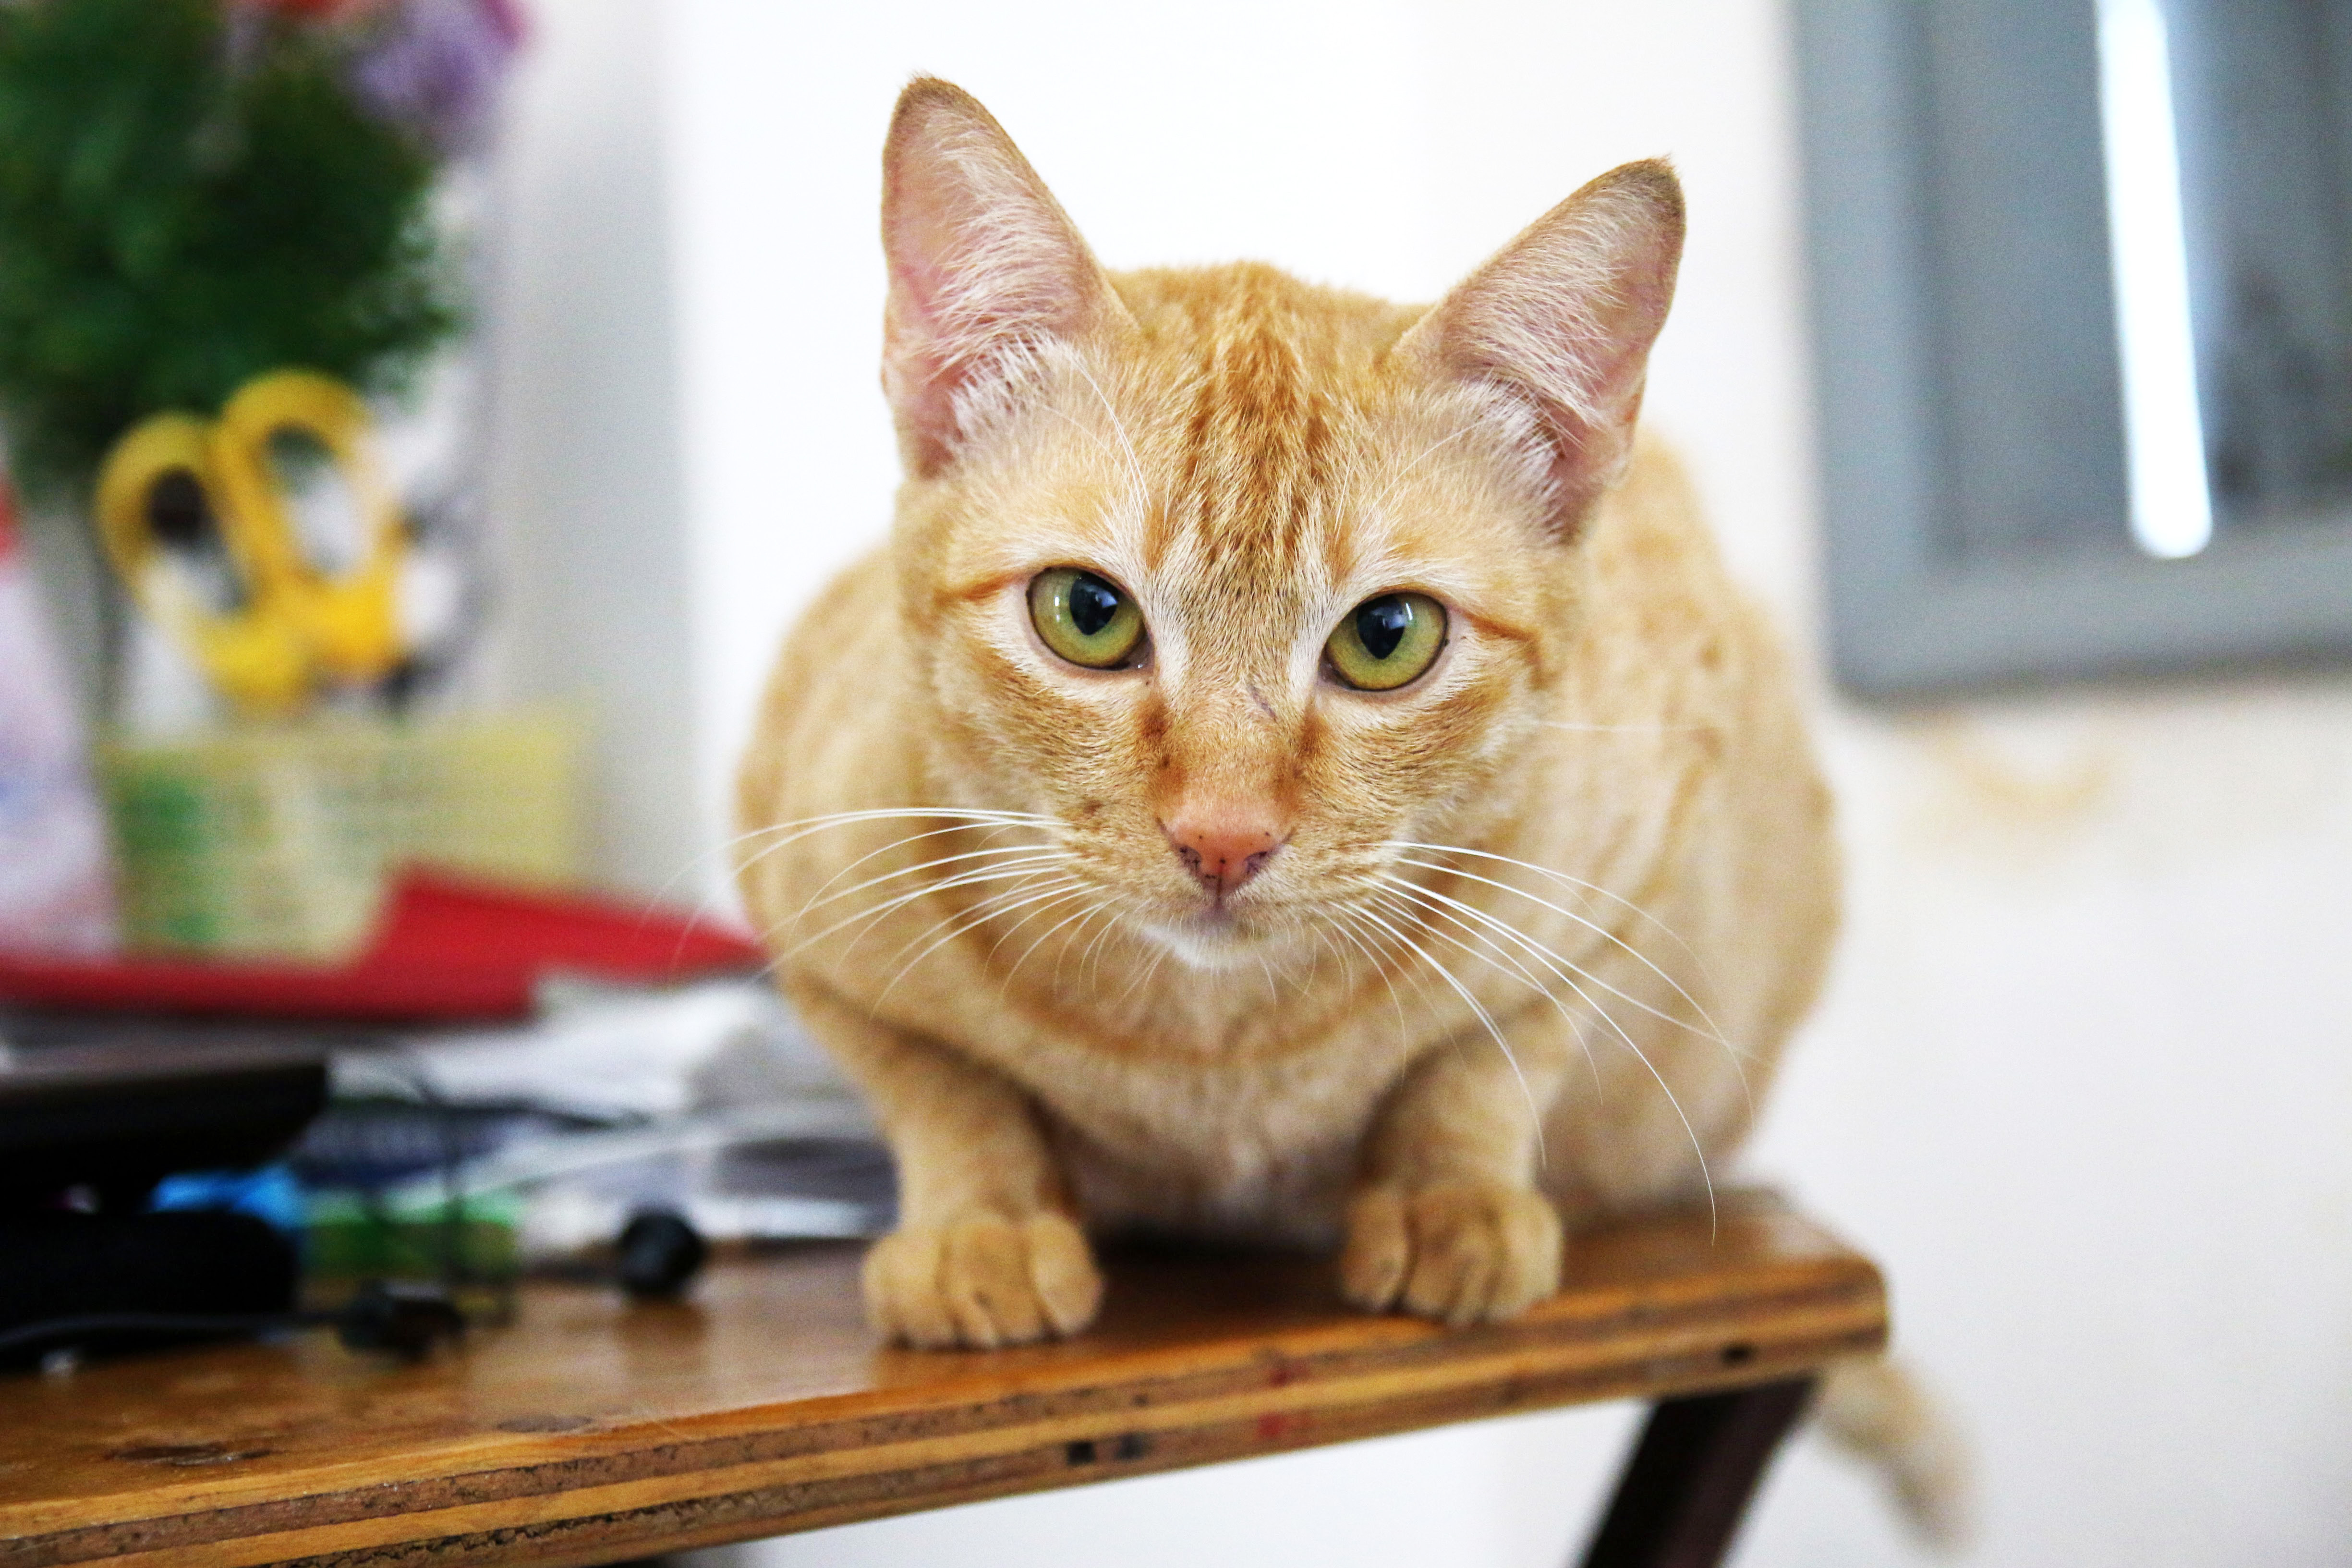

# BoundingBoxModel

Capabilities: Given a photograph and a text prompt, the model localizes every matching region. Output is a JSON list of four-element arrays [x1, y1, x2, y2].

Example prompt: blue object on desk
[[149, 1164, 305, 1236]]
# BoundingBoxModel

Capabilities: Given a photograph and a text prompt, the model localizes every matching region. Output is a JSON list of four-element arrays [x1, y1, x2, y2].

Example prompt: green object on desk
[[301, 1187, 520, 1290]]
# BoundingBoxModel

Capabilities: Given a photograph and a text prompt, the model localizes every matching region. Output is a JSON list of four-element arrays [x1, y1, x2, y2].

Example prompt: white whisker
[[730, 808, 1056, 922], [1079, 897, 1138, 990], [985, 883, 1092, 963], [654, 806, 1039, 905], [643, 808, 1053, 969], [1370, 879, 1599, 1098], [875, 877, 1093, 1005], [1306, 921, 1354, 993], [1323, 912, 1406, 1040], [1535, 721, 1719, 735], [1257, 952, 1281, 1007], [1326, 907, 1414, 1070], [1387, 864, 1740, 1058], [1113, 935, 1174, 1009], [1381, 871, 1752, 1124], [735, 806, 1052, 859], [789, 842, 1072, 934], [782, 858, 1073, 961], [1383, 844, 1729, 1048], [863, 871, 1080, 968], [1003, 891, 1115, 995], [1376, 876, 1717, 1229], [1055, 898, 1127, 993], [1351, 894, 1547, 1167], [792, 821, 1052, 923]]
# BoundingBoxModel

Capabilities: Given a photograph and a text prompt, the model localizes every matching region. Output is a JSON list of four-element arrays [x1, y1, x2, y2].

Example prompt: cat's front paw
[[862, 1211, 1103, 1349], [1339, 1181, 1563, 1326]]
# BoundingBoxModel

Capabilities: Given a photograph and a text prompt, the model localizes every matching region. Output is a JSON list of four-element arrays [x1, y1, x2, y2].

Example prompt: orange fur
[[736, 79, 1837, 1348]]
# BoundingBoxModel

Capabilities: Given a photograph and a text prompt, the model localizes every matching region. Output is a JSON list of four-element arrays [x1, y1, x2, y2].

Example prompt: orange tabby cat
[[737, 80, 1836, 1344]]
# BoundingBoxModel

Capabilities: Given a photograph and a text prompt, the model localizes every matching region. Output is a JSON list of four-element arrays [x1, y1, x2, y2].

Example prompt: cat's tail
[[1812, 1354, 1975, 1550]]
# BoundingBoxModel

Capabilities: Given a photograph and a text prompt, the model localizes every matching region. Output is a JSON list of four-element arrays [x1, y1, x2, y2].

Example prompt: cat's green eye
[[1030, 567, 1146, 669], [1326, 592, 1447, 691]]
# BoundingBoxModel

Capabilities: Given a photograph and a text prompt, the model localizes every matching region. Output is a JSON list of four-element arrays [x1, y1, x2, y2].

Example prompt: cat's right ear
[[881, 78, 1125, 478]]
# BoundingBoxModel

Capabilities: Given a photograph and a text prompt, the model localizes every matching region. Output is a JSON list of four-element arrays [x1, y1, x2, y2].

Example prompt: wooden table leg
[[1574, 1377, 1816, 1568]]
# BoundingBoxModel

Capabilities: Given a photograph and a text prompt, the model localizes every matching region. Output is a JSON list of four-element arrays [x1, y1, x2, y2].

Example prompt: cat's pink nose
[[1163, 814, 1284, 902]]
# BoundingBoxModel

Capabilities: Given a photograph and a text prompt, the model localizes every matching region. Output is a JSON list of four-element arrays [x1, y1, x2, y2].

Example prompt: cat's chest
[[1004, 1011, 1403, 1240]]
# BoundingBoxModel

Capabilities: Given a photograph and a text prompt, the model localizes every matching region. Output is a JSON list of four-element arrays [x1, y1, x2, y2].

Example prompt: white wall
[[503, 0, 2352, 1561], [483, 0, 699, 896], [661, 0, 1447, 886], [1761, 685, 2352, 1565]]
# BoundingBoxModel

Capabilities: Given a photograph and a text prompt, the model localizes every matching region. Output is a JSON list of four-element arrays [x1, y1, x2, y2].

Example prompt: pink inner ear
[[1425, 166, 1685, 534], [880, 170, 980, 475], [879, 88, 1109, 478]]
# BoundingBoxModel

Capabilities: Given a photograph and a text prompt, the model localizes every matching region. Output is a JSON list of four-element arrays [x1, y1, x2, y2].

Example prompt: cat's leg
[[785, 979, 1103, 1348], [1339, 1010, 1572, 1325], [1532, 935, 1763, 1227]]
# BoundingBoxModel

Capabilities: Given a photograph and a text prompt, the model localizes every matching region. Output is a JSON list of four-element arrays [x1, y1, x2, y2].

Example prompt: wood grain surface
[[0, 1193, 1884, 1568]]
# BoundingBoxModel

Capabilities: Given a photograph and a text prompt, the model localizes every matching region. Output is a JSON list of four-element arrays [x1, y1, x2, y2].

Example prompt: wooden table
[[0, 1193, 1884, 1568]]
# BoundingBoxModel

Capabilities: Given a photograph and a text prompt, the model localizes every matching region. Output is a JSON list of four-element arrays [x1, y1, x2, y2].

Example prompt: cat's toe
[[1339, 1187, 1413, 1310], [1019, 1212, 1105, 1333], [1341, 1182, 1562, 1326], [863, 1212, 1103, 1348]]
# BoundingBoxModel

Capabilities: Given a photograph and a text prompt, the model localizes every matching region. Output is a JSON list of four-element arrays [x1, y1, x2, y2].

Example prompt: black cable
[[410, 1069, 468, 1294], [0, 1310, 330, 1358], [0, 1280, 466, 1362], [368, 1061, 468, 1291]]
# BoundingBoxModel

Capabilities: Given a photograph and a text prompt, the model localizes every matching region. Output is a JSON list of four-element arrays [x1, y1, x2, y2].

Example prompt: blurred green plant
[[0, 0, 460, 502]]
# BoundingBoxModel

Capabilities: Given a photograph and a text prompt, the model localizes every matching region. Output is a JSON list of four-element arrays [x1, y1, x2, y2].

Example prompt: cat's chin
[[1139, 913, 1284, 972]]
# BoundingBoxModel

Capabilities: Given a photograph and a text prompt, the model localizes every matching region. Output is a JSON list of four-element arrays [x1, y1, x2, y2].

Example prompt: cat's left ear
[[1397, 160, 1685, 538], [881, 78, 1128, 478]]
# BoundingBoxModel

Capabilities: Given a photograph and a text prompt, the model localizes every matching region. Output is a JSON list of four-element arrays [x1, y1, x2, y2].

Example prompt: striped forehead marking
[[1135, 272, 1370, 599]]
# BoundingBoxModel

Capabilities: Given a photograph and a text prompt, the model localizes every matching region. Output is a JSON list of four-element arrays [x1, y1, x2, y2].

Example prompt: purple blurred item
[[346, 0, 526, 154]]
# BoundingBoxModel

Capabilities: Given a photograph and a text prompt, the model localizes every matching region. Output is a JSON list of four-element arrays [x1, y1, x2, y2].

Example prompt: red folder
[[0, 873, 768, 1023]]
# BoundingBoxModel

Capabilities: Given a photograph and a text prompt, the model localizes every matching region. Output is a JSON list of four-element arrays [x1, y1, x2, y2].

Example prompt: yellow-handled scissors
[[95, 369, 409, 712]]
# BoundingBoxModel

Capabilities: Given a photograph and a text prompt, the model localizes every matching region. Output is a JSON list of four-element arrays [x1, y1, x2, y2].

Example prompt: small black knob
[[615, 1210, 706, 1299], [337, 1280, 463, 1358]]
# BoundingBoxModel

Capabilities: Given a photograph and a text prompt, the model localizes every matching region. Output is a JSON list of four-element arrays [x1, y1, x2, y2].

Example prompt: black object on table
[[0, 1031, 326, 1362]]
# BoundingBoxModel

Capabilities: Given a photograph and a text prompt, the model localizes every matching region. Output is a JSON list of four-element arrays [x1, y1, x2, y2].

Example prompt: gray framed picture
[[1794, 0, 2352, 697]]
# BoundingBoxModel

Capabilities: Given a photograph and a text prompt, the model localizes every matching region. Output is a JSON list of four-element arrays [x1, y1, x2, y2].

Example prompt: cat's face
[[897, 276, 1566, 969], [876, 82, 1681, 971]]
